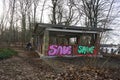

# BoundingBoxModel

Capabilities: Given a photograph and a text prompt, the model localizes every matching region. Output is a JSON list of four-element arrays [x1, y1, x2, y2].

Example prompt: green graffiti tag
[[78, 46, 94, 54]]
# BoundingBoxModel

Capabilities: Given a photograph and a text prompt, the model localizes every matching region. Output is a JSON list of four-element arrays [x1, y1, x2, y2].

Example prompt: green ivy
[[0, 48, 18, 60]]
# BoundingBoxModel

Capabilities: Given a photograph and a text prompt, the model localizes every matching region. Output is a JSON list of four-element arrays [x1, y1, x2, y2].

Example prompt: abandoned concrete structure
[[33, 23, 111, 57]]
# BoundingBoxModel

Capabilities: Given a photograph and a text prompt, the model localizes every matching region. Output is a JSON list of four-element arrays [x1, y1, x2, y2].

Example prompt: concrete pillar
[[42, 30, 49, 56]]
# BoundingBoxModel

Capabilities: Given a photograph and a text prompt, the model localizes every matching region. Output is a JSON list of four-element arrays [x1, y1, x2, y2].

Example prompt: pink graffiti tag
[[48, 45, 72, 56]]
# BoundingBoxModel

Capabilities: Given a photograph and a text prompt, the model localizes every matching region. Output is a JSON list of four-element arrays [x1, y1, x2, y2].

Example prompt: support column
[[42, 30, 49, 56]]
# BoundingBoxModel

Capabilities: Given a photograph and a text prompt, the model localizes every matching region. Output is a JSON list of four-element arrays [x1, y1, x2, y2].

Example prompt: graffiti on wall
[[48, 45, 72, 56], [48, 45, 96, 56], [78, 46, 94, 54]]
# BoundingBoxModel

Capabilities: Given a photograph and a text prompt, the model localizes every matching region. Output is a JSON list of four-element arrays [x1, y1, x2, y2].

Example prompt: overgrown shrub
[[0, 48, 18, 60]]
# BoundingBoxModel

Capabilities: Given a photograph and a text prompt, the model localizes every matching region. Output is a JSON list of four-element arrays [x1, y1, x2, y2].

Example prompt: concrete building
[[33, 23, 111, 57]]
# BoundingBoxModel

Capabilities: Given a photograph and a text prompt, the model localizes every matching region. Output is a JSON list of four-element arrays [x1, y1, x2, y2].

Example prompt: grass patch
[[0, 48, 18, 60]]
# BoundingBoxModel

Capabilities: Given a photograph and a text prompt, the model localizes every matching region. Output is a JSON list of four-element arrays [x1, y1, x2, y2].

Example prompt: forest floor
[[0, 47, 120, 80]]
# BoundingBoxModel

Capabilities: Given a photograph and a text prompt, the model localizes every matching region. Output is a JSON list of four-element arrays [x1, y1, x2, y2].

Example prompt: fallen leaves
[[0, 48, 119, 80]]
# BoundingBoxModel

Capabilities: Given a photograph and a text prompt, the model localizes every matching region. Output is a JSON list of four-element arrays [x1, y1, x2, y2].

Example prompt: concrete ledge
[[35, 50, 103, 59]]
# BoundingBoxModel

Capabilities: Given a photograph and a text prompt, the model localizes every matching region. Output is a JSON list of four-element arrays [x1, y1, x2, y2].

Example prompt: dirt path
[[0, 48, 55, 80]]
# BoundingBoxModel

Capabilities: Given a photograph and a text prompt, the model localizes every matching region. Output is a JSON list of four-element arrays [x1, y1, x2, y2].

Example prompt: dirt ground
[[0, 48, 120, 80]]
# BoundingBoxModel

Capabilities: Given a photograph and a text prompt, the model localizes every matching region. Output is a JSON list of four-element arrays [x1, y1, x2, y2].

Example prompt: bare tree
[[64, 0, 80, 25], [18, 0, 33, 44], [81, 0, 101, 28], [40, 0, 47, 23], [50, 0, 58, 24], [33, 0, 40, 23], [49, 0, 80, 25], [81, 0, 115, 29]]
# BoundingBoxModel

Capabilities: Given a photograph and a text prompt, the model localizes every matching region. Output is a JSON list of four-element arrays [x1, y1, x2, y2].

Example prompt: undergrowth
[[0, 48, 18, 60]]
